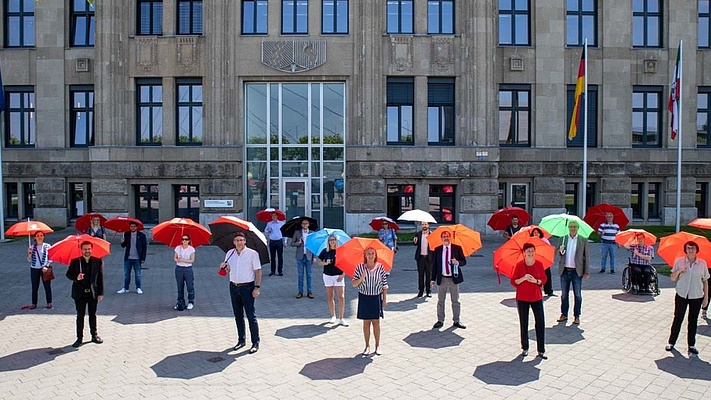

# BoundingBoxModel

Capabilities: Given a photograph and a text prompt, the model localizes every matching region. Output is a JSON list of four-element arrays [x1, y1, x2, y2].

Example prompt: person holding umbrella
[[413, 221, 433, 298], [85, 216, 107, 240], [25, 232, 53, 310], [316, 234, 348, 326], [529, 228, 555, 297], [174, 234, 196, 311], [352, 247, 388, 356], [377, 220, 398, 253], [503, 216, 522, 239], [556, 221, 590, 325], [511, 243, 547, 359], [66, 241, 104, 348], [264, 211, 286, 277], [623, 232, 655, 293]]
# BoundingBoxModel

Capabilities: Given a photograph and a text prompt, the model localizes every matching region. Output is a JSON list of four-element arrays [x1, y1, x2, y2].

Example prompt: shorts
[[322, 274, 345, 287]]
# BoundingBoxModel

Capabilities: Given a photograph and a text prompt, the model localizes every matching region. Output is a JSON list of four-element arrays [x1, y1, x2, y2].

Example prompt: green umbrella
[[539, 213, 594, 238]]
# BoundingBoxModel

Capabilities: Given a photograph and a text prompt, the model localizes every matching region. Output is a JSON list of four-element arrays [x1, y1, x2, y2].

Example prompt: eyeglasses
[[182, 238, 190, 241]]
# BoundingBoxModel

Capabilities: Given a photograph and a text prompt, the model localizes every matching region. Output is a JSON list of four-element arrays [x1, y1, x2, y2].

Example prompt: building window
[[137, 0, 164, 35], [23, 182, 35, 219], [4, 0, 34, 48], [701, 0, 710, 48], [632, 86, 662, 147], [631, 181, 661, 220], [387, 0, 413, 34], [322, 0, 348, 34], [177, 0, 203, 35], [428, 77, 455, 145], [282, 0, 308, 34], [510, 183, 528, 210], [386, 184, 414, 221], [566, 0, 597, 46], [428, 0, 454, 34], [70, 182, 91, 218], [698, 87, 711, 147], [176, 78, 203, 145], [4, 87, 35, 148], [648, 182, 660, 219], [632, 0, 662, 48], [499, 84, 530, 147], [430, 184, 455, 223], [134, 184, 159, 224], [137, 79, 163, 146], [70, 0, 95, 47], [70, 86, 94, 147], [387, 77, 414, 144], [566, 84, 598, 147], [631, 182, 643, 219], [697, 182, 708, 218], [498, 182, 506, 209], [175, 184, 200, 220], [5, 183, 18, 219], [565, 182, 596, 215], [243, 0, 268, 34], [499, 0, 529, 45]]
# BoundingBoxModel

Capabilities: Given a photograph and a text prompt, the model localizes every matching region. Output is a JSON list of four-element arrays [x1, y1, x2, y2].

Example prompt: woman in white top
[[26, 232, 53, 309], [174, 234, 196, 311]]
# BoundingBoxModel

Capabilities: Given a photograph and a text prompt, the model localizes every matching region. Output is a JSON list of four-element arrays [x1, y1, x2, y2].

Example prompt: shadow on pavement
[[0, 347, 76, 372], [543, 325, 585, 345], [299, 356, 373, 380], [611, 293, 656, 303], [698, 321, 711, 337], [150, 349, 238, 379], [402, 327, 464, 349], [386, 296, 425, 312], [111, 304, 179, 325], [500, 298, 517, 308], [275, 322, 331, 339], [473, 357, 542, 386], [655, 351, 711, 380]]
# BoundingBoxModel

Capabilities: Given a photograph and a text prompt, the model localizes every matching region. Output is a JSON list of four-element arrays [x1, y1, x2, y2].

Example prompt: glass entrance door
[[282, 178, 309, 220]]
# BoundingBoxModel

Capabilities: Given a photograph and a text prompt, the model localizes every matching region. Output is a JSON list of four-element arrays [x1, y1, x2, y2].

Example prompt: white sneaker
[[136, 288, 143, 294], [329, 315, 337, 324], [339, 319, 349, 327], [117, 288, 129, 294], [187, 303, 194, 310]]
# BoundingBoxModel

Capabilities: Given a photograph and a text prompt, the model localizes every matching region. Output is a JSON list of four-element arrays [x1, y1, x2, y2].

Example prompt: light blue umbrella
[[305, 228, 351, 257]]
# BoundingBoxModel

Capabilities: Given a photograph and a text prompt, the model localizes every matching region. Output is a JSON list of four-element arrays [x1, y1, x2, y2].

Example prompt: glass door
[[282, 178, 310, 220]]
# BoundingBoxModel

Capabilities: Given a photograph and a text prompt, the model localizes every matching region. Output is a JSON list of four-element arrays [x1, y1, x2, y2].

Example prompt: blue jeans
[[560, 269, 583, 318], [175, 266, 195, 304], [229, 283, 260, 346], [296, 255, 313, 293], [269, 240, 284, 274], [600, 242, 616, 271], [123, 259, 142, 290]]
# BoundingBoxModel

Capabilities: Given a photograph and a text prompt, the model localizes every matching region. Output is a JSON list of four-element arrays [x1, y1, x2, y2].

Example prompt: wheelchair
[[622, 262, 660, 295]]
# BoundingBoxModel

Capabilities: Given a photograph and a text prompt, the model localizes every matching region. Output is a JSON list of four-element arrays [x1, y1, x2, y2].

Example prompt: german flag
[[568, 51, 586, 140]]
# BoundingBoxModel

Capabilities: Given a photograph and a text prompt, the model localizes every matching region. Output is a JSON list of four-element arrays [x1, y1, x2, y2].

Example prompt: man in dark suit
[[118, 221, 147, 294], [430, 230, 468, 329], [66, 241, 104, 348], [556, 221, 590, 325], [413, 221, 433, 297]]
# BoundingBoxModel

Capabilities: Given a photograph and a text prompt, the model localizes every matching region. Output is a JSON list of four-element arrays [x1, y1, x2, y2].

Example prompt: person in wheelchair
[[624, 233, 655, 292]]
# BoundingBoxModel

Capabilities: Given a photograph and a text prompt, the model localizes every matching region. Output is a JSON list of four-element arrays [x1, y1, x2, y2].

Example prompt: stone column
[[204, 0, 234, 146], [33, 177, 67, 226], [532, 177, 566, 222]]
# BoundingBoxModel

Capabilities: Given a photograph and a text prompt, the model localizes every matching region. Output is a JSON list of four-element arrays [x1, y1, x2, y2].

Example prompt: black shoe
[[537, 352, 548, 360], [453, 322, 467, 329], [249, 344, 259, 354], [417, 291, 424, 298], [598, 270, 606, 274], [610, 270, 615, 274], [268, 272, 276, 276], [233, 342, 246, 351], [72, 338, 82, 348], [426, 293, 432, 298], [432, 321, 444, 329], [278, 273, 283, 276], [689, 346, 699, 355], [91, 335, 103, 344]]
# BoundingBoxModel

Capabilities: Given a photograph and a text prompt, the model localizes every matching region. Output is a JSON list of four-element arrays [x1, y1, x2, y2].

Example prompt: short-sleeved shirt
[[597, 223, 620, 243], [629, 244, 654, 266], [378, 228, 397, 250], [225, 247, 262, 284], [672, 257, 710, 299], [174, 245, 195, 267], [505, 224, 522, 238], [318, 248, 343, 276], [353, 263, 389, 296]]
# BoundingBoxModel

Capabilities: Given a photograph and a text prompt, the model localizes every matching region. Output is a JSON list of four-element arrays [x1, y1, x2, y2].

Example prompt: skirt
[[357, 292, 382, 320]]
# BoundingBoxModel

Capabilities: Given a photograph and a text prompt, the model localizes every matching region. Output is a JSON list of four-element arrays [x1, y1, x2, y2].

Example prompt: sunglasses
[[182, 238, 190, 241]]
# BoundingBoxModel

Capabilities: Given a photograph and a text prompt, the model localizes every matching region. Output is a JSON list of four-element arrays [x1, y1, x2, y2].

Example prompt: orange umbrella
[[657, 231, 711, 267], [5, 220, 54, 237], [689, 218, 711, 230], [48, 234, 111, 265], [513, 225, 552, 240], [335, 237, 394, 278], [74, 213, 107, 233], [493, 237, 555, 280], [614, 229, 657, 247], [152, 218, 211, 248], [583, 203, 630, 230], [105, 216, 144, 232], [428, 224, 482, 256]]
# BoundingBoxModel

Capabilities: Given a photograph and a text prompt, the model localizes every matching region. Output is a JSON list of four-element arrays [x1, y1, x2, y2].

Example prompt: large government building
[[1, 1, 710, 234]]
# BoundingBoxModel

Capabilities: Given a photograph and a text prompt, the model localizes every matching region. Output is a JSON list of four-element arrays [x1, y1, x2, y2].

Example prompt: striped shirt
[[629, 244, 654, 266], [597, 223, 620, 243], [30, 243, 52, 269], [353, 263, 389, 296]]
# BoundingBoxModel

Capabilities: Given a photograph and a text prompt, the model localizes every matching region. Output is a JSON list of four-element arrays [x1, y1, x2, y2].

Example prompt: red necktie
[[445, 247, 450, 275]]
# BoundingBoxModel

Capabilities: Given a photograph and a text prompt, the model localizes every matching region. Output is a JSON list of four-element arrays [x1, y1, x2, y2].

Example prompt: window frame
[[386, 0, 414, 34], [22, 182, 35, 219], [701, 0, 710, 49], [137, 0, 164, 35], [386, 77, 415, 145], [427, 0, 454, 35], [5, 182, 18, 220], [177, 0, 203, 35], [4, 86, 36, 148], [242, 0, 268, 35], [70, 0, 95, 47], [69, 85, 95, 148], [498, 0, 530, 46], [282, 0, 309, 34], [3, 0, 35, 48], [632, 0, 662, 48], [498, 84, 531, 147], [322, 0, 348, 34], [136, 78, 164, 146], [429, 184, 456, 223], [134, 184, 160, 224], [174, 184, 200, 220], [697, 182, 709, 218], [386, 184, 414, 221], [176, 78, 203, 146], [566, 0, 597, 47], [427, 77, 455, 146], [566, 84, 598, 148], [698, 87, 711, 147], [632, 86, 663, 148], [631, 181, 662, 220]]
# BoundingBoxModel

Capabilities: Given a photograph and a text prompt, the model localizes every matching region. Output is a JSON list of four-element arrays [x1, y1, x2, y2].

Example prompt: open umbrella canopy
[[487, 207, 531, 231], [657, 231, 711, 267], [74, 213, 107, 233], [493, 236, 555, 279], [335, 237, 394, 278], [538, 214, 594, 238], [614, 229, 657, 247], [152, 218, 211, 248], [305, 228, 351, 257], [280, 216, 319, 239], [256, 208, 286, 223], [48, 234, 111, 265], [104, 216, 144, 232], [689, 218, 711, 230], [369, 216, 399, 231], [513, 225, 552, 240], [209, 216, 269, 265], [427, 224, 482, 256], [583, 203, 630, 230], [5, 220, 54, 237], [397, 209, 437, 223]]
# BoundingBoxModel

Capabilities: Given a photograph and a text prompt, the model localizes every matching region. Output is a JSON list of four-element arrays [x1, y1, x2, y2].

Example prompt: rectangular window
[[499, 84, 531, 147], [177, 0, 203, 35], [428, 0, 454, 34], [134, 184, 159, 224], [386, 184, 414, 220], [698, 87, 711, 147], [23, 182, 35, 219], [4, 87, 35, 148], [175, 184, 200, 220], [4, 0, 34, 47], [387, 0, 414, 34], [631, 182, 643, 219], [566, 0, 597, 46], [5, 182, 18, 219], [632, 86, 662, 147], [387, 77, 414, 144], [510, 183, 528, 210], [632, 0, 662, 48], [282, 0, 308, 34], [498, 182, 506, 209], [565, 182, 596, 215], [648, 182, 660, 219], [70, 0, 95, 47], [498, 0, 529, 46], [70, 86, 95, 147], [701, 0, 710, 48], [566, 84, 598, 147], [428, 77, 455, 145], [243, 0, 268, 34], [137, 0, 164, 35], [322, 0, 348, 34], [70, 182, 85, 218], [696, 182, 708, 218], [176, 78, 203, 145], [430, 184, 456, 223], [137, 79, 163, 146]]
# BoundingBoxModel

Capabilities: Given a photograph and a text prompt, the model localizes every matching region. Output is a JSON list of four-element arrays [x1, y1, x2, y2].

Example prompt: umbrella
[[397, 209, 437, 223], [513, 225, 552, 240], [256, 208, 286, 223], [487, 207, 531, 231], [74, 213, 107, 233], [104, 216, 144, 232], [657, 231, 711, 267], [48, 234, 111, 265], [427, 224, 482, 256], [151, 218, 212, 248], [583, 203, 630, 231], [689, 218, 711, 230], [614, 229, 657, 247], [369, 216, 399, 231], [493, 237, 555, 280], [538, 213, 594, 238], [335, 237, 394, 278], [209, 216, 269, 265], [5, 220, 54, 246], [280, 216, 319, 239], [305, 228, 351, 257]]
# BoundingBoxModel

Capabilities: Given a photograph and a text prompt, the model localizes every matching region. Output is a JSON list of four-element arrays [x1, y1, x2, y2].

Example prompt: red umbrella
[[614, 229, 657, 247], [256, 208, 286, 223], [5, 220, 54, 237], [152, 218, 211, 248], [74, 213, 107, 233], [689, 218, 711, 230], [104, 216, 144, 232], [657, 231, 711, 267], [493, 237, 555, 280], [335, 237, 394, 278], [48, 234, 111, 265], [487, 207, 531, 231], [209, 216, 270, 265], [428, 224, 483, 256], [369, 216, 399, 231], [583, 203, 629, 231]]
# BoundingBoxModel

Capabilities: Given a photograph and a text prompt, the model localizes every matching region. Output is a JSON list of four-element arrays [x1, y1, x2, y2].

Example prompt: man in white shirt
[[413, 222, 432, 297], [556, 222, 590, 325], [264, 212, 286, 276]]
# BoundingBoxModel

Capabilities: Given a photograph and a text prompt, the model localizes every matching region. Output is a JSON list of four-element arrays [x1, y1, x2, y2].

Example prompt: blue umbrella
[[305, 228, 351, 257]]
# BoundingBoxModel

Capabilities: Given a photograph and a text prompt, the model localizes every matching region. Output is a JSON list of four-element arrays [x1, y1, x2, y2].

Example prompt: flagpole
[[582, 38, 588, 216], [675, 40, 683, 232]]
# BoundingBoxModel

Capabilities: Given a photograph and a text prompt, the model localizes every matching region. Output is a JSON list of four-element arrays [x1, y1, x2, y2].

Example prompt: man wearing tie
[[291, 218, 314, 299], [264, 212, 285, 276], [430, 231, 467, 329], [413, 221, 432, 298], [66, 241, 104, 348], [557, 221, 590, 325]]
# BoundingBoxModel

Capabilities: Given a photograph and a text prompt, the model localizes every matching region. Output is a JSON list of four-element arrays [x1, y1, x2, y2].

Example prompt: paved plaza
[[0, 230, 710, 399]]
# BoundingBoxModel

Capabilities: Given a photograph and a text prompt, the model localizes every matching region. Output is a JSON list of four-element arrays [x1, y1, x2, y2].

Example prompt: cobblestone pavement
[[1, 230, 710, 399]]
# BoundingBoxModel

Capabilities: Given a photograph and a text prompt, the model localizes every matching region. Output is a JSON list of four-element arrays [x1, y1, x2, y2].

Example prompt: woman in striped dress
[[352, 247, 388, 356]]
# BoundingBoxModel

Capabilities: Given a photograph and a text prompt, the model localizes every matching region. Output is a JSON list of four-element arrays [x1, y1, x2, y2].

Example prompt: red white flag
[[668, 48, 681, 140]]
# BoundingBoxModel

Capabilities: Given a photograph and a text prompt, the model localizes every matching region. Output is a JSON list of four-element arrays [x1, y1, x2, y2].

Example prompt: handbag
[[42, 267, 55, 282]]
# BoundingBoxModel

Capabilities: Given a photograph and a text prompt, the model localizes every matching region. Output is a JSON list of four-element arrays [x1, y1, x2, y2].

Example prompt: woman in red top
[[511, 242, 547, 359]]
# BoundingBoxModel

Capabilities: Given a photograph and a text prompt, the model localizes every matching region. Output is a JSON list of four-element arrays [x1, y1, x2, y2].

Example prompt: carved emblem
[[136, 37, 157, 72], [431, 37, 454, 72], [391, 36, 412, 72], [262, 40, 326, 73], [177, 37, 198, 69]]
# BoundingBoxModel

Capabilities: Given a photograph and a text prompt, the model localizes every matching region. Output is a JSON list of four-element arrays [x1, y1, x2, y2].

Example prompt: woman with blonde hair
[[317, 235, 347, 326]]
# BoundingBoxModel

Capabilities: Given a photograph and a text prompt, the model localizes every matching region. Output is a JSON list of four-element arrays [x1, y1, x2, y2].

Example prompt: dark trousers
[[416, 256, 432, 293], [175, 266, 195, 305], [30, 267, 52, 305], [229, 283, 260, 346], [703, 268, 711, 312], [668, 294, 703, 347], [543, 268, 553, 295], [75, 293, 98, 339], [631, 264, 653, 291], [269, 240, 284, 274], [517, 300, 545, 353]]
